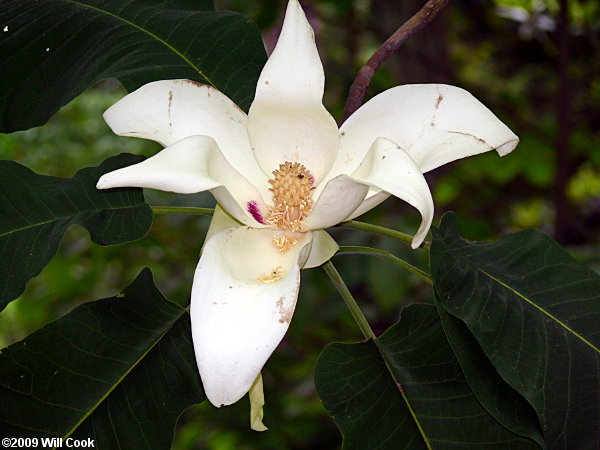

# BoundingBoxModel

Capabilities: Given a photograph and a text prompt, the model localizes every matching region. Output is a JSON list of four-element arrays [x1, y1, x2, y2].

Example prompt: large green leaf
[[435, 303, 545, 448], [0, 269, 205, 448], [0, 0, 267, 132], [431, 213, 600, 449], [0, 154, 152, 310], [315, 303, 539, 449]]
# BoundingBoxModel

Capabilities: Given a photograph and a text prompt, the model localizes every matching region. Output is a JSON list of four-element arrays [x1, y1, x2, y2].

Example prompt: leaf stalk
[[322, 261, 376, 341]]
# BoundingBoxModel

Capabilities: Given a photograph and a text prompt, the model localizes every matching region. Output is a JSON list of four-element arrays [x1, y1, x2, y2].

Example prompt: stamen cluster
[[266, 161, 314, 253]]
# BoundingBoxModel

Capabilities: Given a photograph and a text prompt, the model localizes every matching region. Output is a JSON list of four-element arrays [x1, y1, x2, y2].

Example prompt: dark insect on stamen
[[297, 174, 304, 179]]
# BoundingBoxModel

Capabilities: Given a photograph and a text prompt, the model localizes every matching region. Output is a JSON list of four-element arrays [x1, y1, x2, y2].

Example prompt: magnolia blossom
[[97, 0, 518, 410]]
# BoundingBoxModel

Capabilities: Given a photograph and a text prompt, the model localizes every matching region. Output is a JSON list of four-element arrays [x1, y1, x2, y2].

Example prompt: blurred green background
[[0, 0, 598, 448]]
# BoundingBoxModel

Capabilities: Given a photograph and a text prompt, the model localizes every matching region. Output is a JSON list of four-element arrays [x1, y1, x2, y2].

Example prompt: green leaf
[[0, 0, 267, 132], [315, 303, 539, 449], [431, 212, 600, 449], [435, 303, 545, 448], [0, 269, 205, 448], [0, 154, 152, 311]]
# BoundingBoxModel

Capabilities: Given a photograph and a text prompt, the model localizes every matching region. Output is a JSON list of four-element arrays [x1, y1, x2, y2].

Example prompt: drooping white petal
[[103, 79, 270, 200], [302, 175, 369, 231], [350, 138, 434, 248], [96, 135, 269, 227], [247, 0, 339, 183], [345, 188, 391, 221], [303, 230, 339, 269], [327, 84, 519, 183], [191, 225, 312, 407]]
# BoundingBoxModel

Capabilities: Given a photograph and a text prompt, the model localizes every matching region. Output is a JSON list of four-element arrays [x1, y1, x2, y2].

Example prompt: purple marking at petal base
[[247, 201, 266, 224], [307, 171, 316, 188]]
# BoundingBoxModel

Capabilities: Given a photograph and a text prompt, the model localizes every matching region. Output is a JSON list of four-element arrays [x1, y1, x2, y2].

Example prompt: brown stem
[[554, 0, 571, 244], [342, 0, 454, 122]]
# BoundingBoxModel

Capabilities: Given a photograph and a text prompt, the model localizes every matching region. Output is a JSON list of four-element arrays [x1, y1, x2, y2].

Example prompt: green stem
[[151, 206, 214, 216], [338, 220, 431, 250], [322, 261, 375, 340], [337, 246, 432, 284]]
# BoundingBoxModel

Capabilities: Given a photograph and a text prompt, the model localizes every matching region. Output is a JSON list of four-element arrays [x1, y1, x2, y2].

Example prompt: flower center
[[266, 161, 314, 254]]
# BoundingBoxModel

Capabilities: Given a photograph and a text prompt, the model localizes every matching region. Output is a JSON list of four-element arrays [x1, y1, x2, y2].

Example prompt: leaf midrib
[[372, 340, 433, 450], [480, 269, 600, 354], [0, 203, 147, 238], [61, 306, 188, 444], [62, 0, 216, 88]]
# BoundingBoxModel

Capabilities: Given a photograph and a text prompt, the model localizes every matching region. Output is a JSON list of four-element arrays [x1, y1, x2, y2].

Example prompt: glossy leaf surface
[[0, 0, 267, 132], [0, 269, 205, 448], [315, 303, 538, 449], [435, 304, 545, 448], [431, 213, 600, 449], [0, 154, 152, 310]]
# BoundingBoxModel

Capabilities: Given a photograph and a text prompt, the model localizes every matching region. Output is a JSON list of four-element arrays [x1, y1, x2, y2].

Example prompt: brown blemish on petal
[[430, 93, 445, 126], [168, 90, 174, 130], [182, 79, 208, 88], [446, 130, 492, 148], [276, 296, 293, 324]]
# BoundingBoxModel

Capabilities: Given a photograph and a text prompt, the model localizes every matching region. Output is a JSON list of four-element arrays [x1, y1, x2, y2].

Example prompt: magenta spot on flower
[[247, 201, 265, 224], [308, 171, 316, 188]]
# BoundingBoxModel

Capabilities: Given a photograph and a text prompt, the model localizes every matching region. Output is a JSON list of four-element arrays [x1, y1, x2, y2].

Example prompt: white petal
[[303, 230, 339, 269], [254, 0, 325, 105], [205, 204, 242, 242], [351, 138, 434, 248], [96, 135, 269, 226], [247, 0, 339, 183], [191, 225, 312, 406], [330, 84, 519, 180], [103, 79, 270, 200], [345, 189, 391, 221], [302, 175, 369, 231]]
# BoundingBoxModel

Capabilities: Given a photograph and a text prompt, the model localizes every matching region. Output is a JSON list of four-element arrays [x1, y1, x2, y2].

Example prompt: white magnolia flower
[[97, 0, 518, 410]]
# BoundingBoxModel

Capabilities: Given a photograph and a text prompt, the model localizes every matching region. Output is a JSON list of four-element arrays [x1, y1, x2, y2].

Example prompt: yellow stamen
[[272, 235, 298, 254], [258, 266, 285, 283], [266, 162, 314, 232], [266, 162, 314, 254]]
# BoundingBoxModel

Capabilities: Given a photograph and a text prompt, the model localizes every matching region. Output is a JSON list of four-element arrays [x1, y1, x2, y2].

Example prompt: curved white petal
[[345, 189, 391, 221], [103, 79, 270, 200], [351, 138, 434, 248], [247, 0, 338, 183], [302, 175, 369, 231], [205, 204, 242, 242], [96, 135, 269, 226], [303, 230, 339, 269], [191, 225, 312, 407], [329, 84, 519, 182]]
